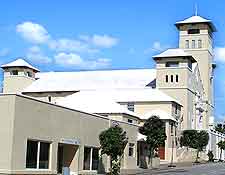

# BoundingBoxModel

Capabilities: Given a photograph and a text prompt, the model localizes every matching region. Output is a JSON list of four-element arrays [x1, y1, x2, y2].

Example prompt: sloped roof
[[153, 48, 191, 58], [143, 109, 177, 121], [175, 15, 216, 32], [56, 91, 141, 119], [23, 69, 156, 93], [153, 48, 196, 62], [1, 58, 40, 72], [95, 88, 181, 105]]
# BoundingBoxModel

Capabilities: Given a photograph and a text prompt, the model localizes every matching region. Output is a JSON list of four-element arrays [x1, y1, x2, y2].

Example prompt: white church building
[[0, 14, 224, 175]]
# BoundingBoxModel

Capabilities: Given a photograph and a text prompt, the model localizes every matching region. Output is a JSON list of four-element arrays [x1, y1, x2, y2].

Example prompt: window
[[166, 62, 179, 67], [48, 96, 52, 102], [185, 40, 189, 49], [192, 40, 196, 48], [176, 75, 179, 82], [188, 61, 192, 70], [39, 142, 50, 169], [10, 70, 18, 75], [27, 71, 32, 77], [188, 29, 200, 34], [127, 102, 134, 112], [171, 123, 174, 134], [128, 143, 135, 157], [198, 39, 202, 48], [26, 140, 50, 169], [166, 75, 168, 83], [170, 75, 173, 82], [128, 119, 133, 124], [26, 140, 38, 168], [175, 104, 178, 114], [83, 147, 99, 170]]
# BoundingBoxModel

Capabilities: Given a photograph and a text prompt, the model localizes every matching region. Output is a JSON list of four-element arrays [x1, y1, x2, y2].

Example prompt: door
[[158, 147, 165, 160]]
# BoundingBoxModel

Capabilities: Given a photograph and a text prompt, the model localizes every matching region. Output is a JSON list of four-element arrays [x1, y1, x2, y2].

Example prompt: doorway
[[57, 144, 79, 174]]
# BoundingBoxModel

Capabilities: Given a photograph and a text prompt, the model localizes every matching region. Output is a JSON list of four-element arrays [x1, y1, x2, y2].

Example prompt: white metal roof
[[176, 15, 211, 24], [1, 58, 40, 72], [175, 15, 216, 32], [56, 91, 141, 119], [23, 69, 156, 92], [153, 48, 192, 58], [94, 88, 181, 105], [143, 109, 177, 121]]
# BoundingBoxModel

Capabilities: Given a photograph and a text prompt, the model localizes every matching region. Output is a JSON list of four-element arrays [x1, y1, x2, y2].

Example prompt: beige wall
[[0, 94, 139, 174], [3, 67, 36, 93], [0, 95, 15, 173]]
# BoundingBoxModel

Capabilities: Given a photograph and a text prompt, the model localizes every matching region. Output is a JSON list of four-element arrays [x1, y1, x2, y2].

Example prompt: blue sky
[[0, 0, 225, 120]]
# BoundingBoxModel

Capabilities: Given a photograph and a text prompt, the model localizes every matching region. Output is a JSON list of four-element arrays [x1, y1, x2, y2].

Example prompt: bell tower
[[175, 15, 216, 127], [153, 49, 197, 129]]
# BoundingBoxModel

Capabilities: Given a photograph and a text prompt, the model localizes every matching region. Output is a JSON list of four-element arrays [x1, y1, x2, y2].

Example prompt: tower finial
[[195, 3, 198, 16]]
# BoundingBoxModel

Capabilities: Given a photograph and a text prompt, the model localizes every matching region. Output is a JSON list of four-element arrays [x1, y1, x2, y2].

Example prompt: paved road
[[160, 163, 225, 175]]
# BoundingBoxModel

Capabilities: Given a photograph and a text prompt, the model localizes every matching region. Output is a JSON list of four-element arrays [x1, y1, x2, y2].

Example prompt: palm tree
[[217, 140, 225, 161]]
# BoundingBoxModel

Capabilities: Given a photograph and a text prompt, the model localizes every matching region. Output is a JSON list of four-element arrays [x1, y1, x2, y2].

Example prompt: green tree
[[139, 116, 167, 167], [180, 130, 209, 163], [99, 126, 128, 175], [215, 123, 225, 133], [217, 140, 225, 161]]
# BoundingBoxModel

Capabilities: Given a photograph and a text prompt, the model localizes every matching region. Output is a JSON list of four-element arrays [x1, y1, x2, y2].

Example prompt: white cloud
[[16, 22, 50, 44], [0, 48, 10, 57], [27, 46, 51, 64], [92, 34, 118, 48], [144, 41, 169, 54], [214, 47, 225, 62], [84, 58, 111, 69], [54, 52, 83, 66], [54, 52, 111, 69], [48, 38, 99, 53]]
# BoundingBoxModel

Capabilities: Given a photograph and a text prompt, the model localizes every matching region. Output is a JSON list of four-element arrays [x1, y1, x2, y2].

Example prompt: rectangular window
[[198, 39, 202, 48], [39, 142, 50, 169], [166, 75, 168, 83], [127, 102, 134, 112], [188, 61, 192, 70], [188, 29, 200, 34], [185, 40, 189, 49], [26, 140, 38, 168], [175, 104, 178, 114], [192, 40, 196, 48], [176, 75, 178, 82], [128, 143, 135, 157], [128, 119, 133, 123], [27, 71, 32, 77], [83, 147, 91, 170], [10, 70, 18, 75], [166, 62, 179, 67], [26, 140, 50, 169], [83, 147, 99, 170], [171, 124, 174, 134], [171, 75, 173, 82], [91, 148, 99, 170]]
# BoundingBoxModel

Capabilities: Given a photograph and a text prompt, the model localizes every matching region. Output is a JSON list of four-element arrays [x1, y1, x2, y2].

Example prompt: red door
[[158, 147, 165, 160]]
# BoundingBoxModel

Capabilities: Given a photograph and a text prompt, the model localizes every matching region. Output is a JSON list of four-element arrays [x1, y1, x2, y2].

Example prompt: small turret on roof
[[153, 48, 196, 62], [1, 58, 40, 72], [175, 15, 216, 32]]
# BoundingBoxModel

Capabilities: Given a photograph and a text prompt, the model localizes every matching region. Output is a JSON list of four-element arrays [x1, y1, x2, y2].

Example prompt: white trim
[[90, 148, 93, 170]]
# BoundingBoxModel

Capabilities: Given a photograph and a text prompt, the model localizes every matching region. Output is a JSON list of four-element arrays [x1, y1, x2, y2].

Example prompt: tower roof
[[1, 58, 40, 72], [175, 15, 216, 32], [152, 48, 196, 62]]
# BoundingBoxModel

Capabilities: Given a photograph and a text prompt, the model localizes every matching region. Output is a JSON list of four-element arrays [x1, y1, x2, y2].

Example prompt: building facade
[[0, 14, 221, 174]]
